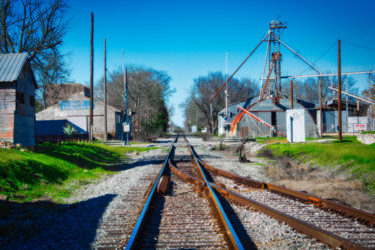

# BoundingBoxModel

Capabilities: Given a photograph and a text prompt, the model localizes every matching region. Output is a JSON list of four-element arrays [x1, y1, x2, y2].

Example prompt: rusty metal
[[260, 60, 275, 100], [198, 159, 375, 226], [125, 136, 178, 250], [156, 175, 170, 195], [210, 184, 365, 250], [172, 149, 366, 249], [185, 137, 244, 250], [169, 159, 206, 189]]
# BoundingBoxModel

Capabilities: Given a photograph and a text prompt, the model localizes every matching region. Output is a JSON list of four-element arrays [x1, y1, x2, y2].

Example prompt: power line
[[341, 41, 375, 52], [297, 41, 336, 76]]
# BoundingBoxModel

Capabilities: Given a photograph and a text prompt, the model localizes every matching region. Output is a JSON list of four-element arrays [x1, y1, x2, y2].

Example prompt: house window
[[16, 92, 25, 104], [30, 96, 35, 106]]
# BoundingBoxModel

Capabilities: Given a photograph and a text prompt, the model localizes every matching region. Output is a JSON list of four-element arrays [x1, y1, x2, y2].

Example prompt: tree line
[[95, 66, 174, 140], [182, 71, 365, 134]]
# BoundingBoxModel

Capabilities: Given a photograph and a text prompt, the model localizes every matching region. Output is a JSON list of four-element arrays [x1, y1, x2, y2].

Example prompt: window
[[16, 92, 25, 104]]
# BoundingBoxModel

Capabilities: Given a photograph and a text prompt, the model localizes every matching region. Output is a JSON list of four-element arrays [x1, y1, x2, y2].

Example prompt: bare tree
[[183, 72, 259, 133], [0, 0, 71, 106], [96, 65, 174, 139], [282, 75, 358, 105]]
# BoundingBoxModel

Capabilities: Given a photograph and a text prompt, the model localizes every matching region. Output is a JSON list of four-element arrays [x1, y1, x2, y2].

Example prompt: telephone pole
[[104, 38, 107, 142], [338, 40, 342, 141], [89, 12, 94, 142]]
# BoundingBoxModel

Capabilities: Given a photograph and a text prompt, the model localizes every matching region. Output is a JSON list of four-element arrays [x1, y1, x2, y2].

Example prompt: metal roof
[[0, 53, 28, 82]]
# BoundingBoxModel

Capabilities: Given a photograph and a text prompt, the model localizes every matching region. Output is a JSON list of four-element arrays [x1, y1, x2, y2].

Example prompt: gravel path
[[0, 148, 167, 249]]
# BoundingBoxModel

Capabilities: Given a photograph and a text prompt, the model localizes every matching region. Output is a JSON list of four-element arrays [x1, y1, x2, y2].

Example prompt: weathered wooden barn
[[0, 53, 37, 147]]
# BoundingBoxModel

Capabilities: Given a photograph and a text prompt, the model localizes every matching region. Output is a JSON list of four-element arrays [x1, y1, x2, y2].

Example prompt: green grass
[[361, 131, 375, 134], [0, 142, 160, 202], [256, 137, 287, 144], [262, 138, 375, 193]]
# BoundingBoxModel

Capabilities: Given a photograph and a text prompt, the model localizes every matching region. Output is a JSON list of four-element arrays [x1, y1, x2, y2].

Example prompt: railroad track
[[125, 135, 375, 249]]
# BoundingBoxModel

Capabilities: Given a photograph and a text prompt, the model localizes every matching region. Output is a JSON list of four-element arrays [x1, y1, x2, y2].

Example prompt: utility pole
[[137, 96, 140, 141], [89, 12, 94, 142], [290, 80, 293, 109], [104, 38, 107, 143], [338, 40, 342, 141], [370, 73, 373, 131], [225, 52, 228, 119], [122, 50, 129, 144], [319, 77, 323, 137]]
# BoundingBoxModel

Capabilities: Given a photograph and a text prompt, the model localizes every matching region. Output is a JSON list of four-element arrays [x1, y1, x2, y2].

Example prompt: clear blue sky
[[62, 0, 375, 127]]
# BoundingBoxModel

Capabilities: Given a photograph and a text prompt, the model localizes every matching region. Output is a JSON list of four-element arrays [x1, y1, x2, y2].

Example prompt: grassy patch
[[0, 142, 160, 202], [361, 131, 375, 134], [260, 140, 375, 193], [256, 137, 287, 144]]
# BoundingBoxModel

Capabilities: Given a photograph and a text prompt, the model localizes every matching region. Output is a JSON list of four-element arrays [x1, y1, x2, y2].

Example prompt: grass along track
[[0, 142, 160, 202]]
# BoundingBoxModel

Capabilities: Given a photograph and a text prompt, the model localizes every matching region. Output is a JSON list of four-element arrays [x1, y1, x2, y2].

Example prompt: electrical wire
[[297, 41, 336, 76], [341, 41, 375, 52]]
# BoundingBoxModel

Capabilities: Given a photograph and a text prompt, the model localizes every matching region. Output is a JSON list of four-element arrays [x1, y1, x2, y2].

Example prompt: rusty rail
[[198, 159, 375, 227], [125, 135, 178, 250], [211, 184, 365, 249], [172, 146, 366, 249], [184, 137, 244, 250]]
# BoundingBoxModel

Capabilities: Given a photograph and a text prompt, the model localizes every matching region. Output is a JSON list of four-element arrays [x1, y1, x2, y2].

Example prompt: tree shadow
[[0, 194, 116, 249], [104, 158, 164, 172]]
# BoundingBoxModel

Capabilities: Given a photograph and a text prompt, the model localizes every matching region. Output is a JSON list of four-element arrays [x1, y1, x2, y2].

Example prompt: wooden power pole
[[290, 80, 294, 109], [89, 12, 94, 142], [104, 37, 107, 142], [319, 77, 323, 137], [338, 40, 342, 141]]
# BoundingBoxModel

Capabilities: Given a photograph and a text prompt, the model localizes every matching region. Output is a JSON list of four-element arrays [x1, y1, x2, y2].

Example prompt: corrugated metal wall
[[237, 97, 318, 138]]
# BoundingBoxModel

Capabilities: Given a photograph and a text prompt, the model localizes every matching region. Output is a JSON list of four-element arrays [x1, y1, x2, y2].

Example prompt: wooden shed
[[0, 53, 38, 147]]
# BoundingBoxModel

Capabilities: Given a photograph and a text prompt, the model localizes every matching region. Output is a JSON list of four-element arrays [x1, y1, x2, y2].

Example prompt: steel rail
[[211, 184, 365, 250], [170, 150, 366, 249], [197, 159, 375, 227], [184, 136, 244, 250], [125, 135, 178, 250]]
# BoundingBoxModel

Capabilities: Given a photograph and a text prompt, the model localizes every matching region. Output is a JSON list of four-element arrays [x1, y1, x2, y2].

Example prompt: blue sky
[[62, 0, 375, 127]]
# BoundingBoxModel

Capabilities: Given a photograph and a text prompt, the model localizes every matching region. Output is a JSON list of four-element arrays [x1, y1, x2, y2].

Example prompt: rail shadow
[[137, 192, 167, 248], [0, 194, 116, 249]]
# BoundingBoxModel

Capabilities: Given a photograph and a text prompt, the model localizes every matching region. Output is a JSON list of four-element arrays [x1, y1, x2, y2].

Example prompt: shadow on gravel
[[217, 194, 258, 250], [138, 193, 166, 248], [0, 194, 116, 249], [104, 158, 164, 172], [151, 140, 173, 143]]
